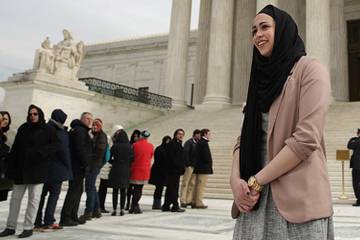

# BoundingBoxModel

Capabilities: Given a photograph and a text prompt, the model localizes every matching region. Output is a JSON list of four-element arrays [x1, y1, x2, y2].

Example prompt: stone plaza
[[0, 194, 359, 239], [0, 0, 360, 239]]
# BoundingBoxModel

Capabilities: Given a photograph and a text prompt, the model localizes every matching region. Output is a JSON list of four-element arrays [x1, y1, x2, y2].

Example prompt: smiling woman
[[231, 4, 334, 240], [252, 14, 275, 57]]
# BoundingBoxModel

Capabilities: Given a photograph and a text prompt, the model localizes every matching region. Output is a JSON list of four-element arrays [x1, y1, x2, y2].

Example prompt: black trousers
[[131, 184, 144, 207], [98, 179, 108, 210], [153, 185, 164, 200], [35, 181, 62, 226], [112, 188, 126, 210], [126, 184, 134, 206], [60, 171, 85, 223], [164, 174, 180, 209], [352, 169, 360, 203]]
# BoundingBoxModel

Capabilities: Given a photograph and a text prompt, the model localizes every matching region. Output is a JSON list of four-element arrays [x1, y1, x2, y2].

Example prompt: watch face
[[248, 177, 255, 187]]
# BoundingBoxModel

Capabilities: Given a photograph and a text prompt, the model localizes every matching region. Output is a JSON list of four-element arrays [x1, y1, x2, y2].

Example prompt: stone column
[[202, 0, 234, 107], [278, 0, 306, 41], [256, 0, 279, 12], [193, 0, 212, 105], [232, 0, 256, 105], [165, 0, 192, 108], [306, 0, 331, 68], [330, 0, 349, 101]]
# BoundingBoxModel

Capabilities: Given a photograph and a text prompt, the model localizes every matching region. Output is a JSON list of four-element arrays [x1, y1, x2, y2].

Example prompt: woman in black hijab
[[231, 5, 334, 239]]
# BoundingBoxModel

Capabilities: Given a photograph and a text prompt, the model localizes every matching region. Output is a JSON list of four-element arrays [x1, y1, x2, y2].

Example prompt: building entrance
[[348, 19, 360, 101]]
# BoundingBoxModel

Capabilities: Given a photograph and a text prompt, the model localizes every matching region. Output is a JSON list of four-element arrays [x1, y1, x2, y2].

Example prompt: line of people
[[0, 104, 213, 238], [149, 128, 213, 212]]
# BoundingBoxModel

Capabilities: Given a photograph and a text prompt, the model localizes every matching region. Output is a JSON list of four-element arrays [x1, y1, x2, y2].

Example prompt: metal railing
[[79, 77, 172, 109]]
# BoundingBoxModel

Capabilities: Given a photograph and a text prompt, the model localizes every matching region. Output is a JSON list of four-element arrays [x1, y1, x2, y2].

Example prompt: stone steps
[[131, 102, 360, 203]]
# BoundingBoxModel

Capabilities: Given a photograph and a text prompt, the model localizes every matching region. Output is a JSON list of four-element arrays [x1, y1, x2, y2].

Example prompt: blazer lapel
[[267, 77, 291, 144]]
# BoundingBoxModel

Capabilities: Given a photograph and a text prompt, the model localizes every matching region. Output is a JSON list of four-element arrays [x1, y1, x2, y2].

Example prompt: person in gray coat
[[108, 129, 134, 216]]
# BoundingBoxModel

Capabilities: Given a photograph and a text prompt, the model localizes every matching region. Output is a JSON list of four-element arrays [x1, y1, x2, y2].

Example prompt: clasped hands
[[231, 177, 260, 213]]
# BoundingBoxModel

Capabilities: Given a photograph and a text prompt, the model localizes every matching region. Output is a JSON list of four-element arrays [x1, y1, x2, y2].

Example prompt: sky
[[0, 0, 200, 80]]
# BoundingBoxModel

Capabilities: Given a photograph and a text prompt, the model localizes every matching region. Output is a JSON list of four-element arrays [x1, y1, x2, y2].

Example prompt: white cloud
[[0, 0, 200, 79]]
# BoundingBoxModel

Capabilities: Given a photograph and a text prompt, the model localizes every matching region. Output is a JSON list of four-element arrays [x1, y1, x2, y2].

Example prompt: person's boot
[[18, 229, 33, 238], [152, 199, 161, 210], [120, 209, 125, 216], [111, 210, 117, 216], [0, 228, 15, 237], [161, 205, 170, 212], [129, 204, 135, 214], [133, 204, 143, 214], [125, 196, 131, 211], [92, 209, 102, 218], [78, 212, 92, 224], [101, 209, 109, 213], [171, 206, 185, 213]]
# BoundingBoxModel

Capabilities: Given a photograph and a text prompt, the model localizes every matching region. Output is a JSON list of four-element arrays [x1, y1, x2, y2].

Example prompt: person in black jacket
[[192, 129, 213, 209], [149, 135, 171, 209], [0, 105, 58, 238], [79, 118, 107, 222], [162, 129, 186, 213], [125, 129, 141, 211], [0, 111, 11, 202], [348, 128, 360, 206], [35, 109, 73, 230], [60, 112, 93, 227], [108, 129, 134, 216], [180, 129, 201, 208]]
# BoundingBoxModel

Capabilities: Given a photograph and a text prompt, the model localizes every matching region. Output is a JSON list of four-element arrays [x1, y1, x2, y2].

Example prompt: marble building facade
[[79, 0, 360, 108]]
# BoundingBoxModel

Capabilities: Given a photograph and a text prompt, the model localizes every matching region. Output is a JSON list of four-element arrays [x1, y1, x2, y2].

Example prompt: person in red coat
[[129, 130, 154, 213]]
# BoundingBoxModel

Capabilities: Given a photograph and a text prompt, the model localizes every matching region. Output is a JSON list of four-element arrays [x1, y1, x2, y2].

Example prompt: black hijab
[[239, 5, 306, 186]]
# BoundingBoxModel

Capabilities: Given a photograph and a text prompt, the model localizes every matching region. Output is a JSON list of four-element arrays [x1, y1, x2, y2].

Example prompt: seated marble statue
[[33, 37, 55, 73], [32, 29, 85, 80]]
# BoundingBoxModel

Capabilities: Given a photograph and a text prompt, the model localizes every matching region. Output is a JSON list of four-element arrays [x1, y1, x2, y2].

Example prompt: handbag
[[231, 201, 240, 219]]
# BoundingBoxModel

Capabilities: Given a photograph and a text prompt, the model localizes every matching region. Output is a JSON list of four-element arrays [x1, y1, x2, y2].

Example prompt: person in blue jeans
[[79, 118, 107, 223]]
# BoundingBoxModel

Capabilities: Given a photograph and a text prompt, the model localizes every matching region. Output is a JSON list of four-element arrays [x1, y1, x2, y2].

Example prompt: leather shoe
[[192, 205, 208, 209], [161, 206, 170, 212], [180, 203, 188, 208], [60, 220, 78, 227], [171, 207, 185, 212], [101, 209, 109, 213], [18, 229, 33, 238], [352, 203, 360, 207], [0, 228, 15, 237]]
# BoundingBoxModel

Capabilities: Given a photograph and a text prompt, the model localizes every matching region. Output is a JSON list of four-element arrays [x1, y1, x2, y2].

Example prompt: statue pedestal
[[0, 72, 165, 141], [8, 70, 88, 91]]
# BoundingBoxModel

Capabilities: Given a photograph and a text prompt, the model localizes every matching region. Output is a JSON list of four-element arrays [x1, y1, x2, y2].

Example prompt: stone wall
[[79, 32, 198, 105], [0, 78, 166, 143]]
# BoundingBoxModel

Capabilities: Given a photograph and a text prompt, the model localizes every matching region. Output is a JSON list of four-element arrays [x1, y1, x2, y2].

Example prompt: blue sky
[[0, 0, 200, 80]]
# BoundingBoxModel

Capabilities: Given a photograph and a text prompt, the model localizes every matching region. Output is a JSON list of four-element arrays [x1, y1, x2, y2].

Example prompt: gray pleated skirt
[[232, 185, 334, 240]]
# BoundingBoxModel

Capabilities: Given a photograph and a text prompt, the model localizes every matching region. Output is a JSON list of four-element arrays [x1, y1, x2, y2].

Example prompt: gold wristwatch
[[247, 176, 263, 192]]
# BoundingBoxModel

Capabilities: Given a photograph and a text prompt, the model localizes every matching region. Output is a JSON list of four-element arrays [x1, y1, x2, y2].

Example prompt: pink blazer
[[268, 56, 333, 223]]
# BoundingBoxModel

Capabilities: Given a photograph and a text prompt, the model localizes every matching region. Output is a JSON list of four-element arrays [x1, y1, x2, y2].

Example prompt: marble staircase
[[130, 102, 360, 203]]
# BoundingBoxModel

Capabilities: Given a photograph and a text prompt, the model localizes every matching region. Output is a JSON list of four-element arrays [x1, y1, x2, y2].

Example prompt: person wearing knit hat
[[35, 109, 73, 231], [112, 125, 124, 135], [128, 130, 154, 214], [140, 130, 151, 138]]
